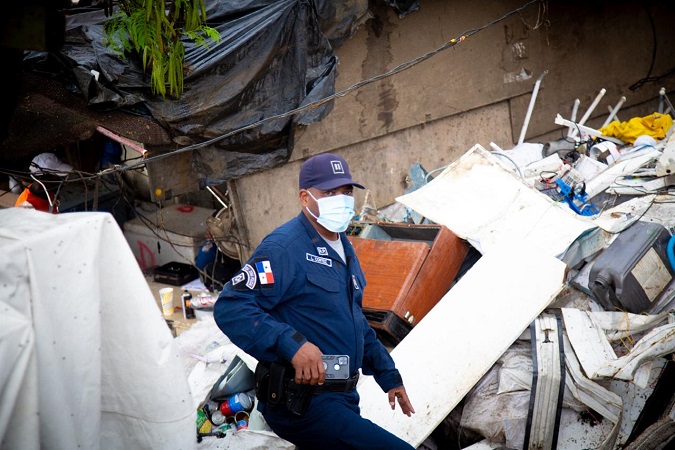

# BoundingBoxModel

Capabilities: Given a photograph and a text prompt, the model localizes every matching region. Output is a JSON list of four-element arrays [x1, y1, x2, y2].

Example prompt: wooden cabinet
[[348, 222, 469, 344]]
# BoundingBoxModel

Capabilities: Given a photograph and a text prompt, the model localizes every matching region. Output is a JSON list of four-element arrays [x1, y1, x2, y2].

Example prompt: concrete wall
[[232, 0, 675, 254]]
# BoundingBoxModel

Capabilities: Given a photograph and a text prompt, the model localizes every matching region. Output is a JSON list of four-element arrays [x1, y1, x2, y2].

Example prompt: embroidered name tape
[[306, 253, 332, 267]]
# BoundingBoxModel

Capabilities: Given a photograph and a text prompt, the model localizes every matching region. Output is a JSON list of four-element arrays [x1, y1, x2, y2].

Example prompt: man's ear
[[299, 189, 309, 207]]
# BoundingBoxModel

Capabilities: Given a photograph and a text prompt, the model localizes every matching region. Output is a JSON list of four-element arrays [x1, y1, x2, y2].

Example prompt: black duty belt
[[314, 373, 359, 394]]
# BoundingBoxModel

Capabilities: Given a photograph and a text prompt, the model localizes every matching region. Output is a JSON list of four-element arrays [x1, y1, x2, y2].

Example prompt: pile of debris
[[355, 110, 675, 449], [177, 104, 675, 449]]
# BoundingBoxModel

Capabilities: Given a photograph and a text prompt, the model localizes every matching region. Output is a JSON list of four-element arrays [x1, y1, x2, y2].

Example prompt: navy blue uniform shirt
[[214, 212, 403, 393]]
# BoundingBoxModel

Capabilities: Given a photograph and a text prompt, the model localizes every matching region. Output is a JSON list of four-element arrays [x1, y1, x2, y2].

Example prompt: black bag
[[254, 361, 316, 416]]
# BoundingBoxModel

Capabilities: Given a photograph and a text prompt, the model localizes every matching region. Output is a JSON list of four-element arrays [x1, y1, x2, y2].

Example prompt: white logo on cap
[[331, 161, 345, 174]]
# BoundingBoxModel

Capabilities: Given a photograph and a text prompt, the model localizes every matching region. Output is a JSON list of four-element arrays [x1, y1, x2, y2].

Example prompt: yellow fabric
[[599, 112, 673, 144]]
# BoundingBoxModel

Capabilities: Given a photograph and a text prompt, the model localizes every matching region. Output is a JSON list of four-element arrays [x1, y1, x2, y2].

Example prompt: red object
[[219, 393, 248, 416], [14, 187, 58, 213]]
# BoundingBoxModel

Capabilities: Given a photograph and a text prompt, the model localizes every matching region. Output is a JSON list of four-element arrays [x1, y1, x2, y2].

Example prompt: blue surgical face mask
[[306, 191, 355, 233]]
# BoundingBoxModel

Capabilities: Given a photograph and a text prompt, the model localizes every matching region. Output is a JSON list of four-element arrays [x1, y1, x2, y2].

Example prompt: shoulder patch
[[254, 259, 275, 289], [242, 264, 257, 289], [230, 263, 257, 291], [229, 256, 276, 291]]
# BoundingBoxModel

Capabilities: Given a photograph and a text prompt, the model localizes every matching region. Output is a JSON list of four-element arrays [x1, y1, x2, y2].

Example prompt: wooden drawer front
[[350, 238, 429, 314]]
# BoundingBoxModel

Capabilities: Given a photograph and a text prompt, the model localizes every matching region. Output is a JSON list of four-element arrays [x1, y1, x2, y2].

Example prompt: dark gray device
[[322, 355, 350, 379]]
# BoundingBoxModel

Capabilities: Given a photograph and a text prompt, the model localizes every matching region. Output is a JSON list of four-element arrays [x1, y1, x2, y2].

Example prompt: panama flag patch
[[255, 260, 275, 286]]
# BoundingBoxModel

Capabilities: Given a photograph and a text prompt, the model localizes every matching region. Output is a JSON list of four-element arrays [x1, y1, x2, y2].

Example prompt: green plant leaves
[[103, 0, 221, 99]]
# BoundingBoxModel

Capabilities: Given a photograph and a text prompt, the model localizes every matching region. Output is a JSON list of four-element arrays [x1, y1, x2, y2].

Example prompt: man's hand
[[290, 342, 326, 385], [388, 385, 415, 417]]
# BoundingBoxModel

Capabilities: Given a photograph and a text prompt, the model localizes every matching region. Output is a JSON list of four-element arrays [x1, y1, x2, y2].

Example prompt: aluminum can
[[220, 392, 251, 416], [182, 290, 195, 319]]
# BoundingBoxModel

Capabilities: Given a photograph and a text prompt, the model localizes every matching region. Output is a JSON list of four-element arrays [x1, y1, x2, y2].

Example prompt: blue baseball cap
[[299, 153, 365, 190]]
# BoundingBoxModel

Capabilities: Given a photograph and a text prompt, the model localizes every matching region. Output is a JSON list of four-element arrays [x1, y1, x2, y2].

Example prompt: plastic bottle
[[182, 290, 195, 319]]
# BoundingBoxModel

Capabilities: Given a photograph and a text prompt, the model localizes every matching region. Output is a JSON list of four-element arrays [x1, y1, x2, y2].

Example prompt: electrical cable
[[628, 2, 657, 92], [109, 172, 244, 287], [627, 3, 675, 93], [30, 174, 54, 212], [0, 189, 16, 199], [108, 0, 542, 173], [490, 152, 525, 180], [424, 165, 449, 183]]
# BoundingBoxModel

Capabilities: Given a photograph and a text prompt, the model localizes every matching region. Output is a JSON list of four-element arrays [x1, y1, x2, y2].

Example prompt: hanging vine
[[103, 0, 221, 98]]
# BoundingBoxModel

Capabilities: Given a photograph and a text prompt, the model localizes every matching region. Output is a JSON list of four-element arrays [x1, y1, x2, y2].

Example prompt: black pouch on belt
[[255, 361, 316, 415], [267, 362, 287, 407], [285, 379, 317, 416], [254, 361, 271, 403], [255, 361, 289, 407], [253, 361, 279, 404]]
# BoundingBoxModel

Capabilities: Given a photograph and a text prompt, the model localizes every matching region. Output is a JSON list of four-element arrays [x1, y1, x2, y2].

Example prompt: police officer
[[214, 153, 415, 449]]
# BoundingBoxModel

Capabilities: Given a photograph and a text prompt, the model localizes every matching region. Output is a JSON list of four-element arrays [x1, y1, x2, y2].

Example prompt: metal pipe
[[660, 87, 675, 118], [555, 114, 624, 145], [518, 70, 548, 145], [571, 88, 606, 137], [607, 105, 621, 123], [489, 142, 505, 152], [601, 96, 626, 128], [206, 186, 229, 209], [96, 126, 147, 157], [567, 99, 580, 137]]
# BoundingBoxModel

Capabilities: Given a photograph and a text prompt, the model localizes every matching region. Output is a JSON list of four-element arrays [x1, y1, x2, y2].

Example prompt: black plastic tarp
[[22, 0, 418, 185]]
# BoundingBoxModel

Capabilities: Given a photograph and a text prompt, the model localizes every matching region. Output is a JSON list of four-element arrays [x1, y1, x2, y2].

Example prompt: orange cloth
[[14, 187, 58, 213]]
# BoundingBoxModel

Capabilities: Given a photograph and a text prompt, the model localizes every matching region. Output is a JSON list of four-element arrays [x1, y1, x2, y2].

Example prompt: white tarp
[[0, 209, 195, 450]]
